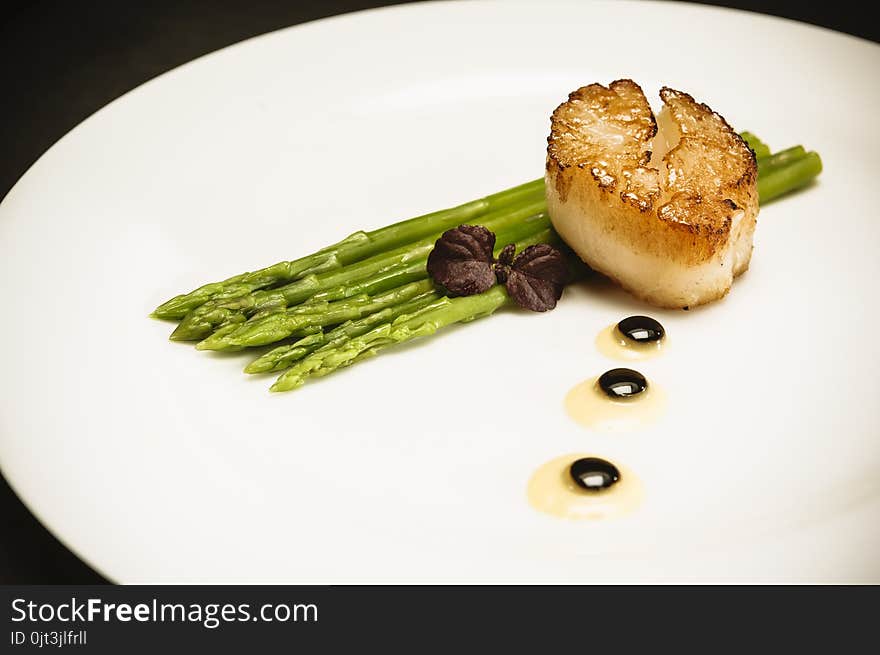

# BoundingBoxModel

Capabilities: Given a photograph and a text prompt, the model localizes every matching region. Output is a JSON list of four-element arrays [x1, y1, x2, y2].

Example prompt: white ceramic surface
[[1, 0, 879, 583]]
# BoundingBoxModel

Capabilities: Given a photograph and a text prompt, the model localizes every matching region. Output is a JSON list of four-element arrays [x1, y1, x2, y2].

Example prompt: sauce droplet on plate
[[527, 454, 642, 519], [595, 316, 667, 361], [617, 315, 665, 344], [598, 367, 648, 398], [564, 373, 664, 432], [569, 457, 621, 490]]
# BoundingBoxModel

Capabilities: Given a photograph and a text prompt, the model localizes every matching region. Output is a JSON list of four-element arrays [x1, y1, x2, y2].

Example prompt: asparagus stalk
[[757, 152, 822, 203], [270, 285, 510, 392], [152, 179, 544, 319], [198, 213, 552, 350], [172, 203, 550, 341], [744, 134, 822, 200], [244, 290, 443, 374], [757, 145, 807, 173], [197, 279, 435, 351], [270, 228, 563, 392]]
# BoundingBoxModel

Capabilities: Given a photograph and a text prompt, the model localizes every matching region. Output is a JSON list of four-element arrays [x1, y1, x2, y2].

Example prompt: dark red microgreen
[[427, 225, 569, 312], [504, 243, 569, 312], [497, 243, 516, 266], [426, 225, 496, 296]]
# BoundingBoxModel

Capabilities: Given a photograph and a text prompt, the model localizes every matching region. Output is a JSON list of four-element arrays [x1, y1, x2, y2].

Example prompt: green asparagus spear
[[200, 215, 553, 350], [270, 285, 511, 392], [196, 279, 436, 350], [757, 146, 807, 174], [757, 151, 822, 203], [152, 179, 544, 319], [270, 228, 563, 392], [171, 204, 550, 341], [301, 210, 551, 306], [244, 290, 443, 374], [742, 135, 823, 198]]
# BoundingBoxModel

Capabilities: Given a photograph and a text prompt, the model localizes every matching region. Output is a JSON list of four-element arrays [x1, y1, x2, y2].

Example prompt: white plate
[[1, 0, 879, 583]]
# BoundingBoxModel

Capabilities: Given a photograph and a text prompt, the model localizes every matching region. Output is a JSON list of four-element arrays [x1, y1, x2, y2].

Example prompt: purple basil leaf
[[505, 243, 569, 311], [497, 243, 516, 266], [426, 225, 497, 296]]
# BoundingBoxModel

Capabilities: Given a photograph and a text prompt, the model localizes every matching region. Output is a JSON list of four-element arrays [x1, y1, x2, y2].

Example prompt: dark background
[[1, 1, 876, 585]]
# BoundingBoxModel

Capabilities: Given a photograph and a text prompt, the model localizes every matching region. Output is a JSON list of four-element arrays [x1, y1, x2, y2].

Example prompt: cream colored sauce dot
[[595, 323, 667, 361], [564, 376, 665, 432], [527, 454, 643, 520]]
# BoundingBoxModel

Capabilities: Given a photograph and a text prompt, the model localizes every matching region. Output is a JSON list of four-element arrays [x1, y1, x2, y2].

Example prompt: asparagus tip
[[195, 337, 227, 351], [269, 377, 302, 393], [152, 299, 191, 320], [169, 327, 196, 341]]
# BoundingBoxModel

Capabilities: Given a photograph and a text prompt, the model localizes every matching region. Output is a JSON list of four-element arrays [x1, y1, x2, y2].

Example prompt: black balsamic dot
[[598, 368, 648, 399], [569, 457, 621, 491], [617, 315, 665, 344]]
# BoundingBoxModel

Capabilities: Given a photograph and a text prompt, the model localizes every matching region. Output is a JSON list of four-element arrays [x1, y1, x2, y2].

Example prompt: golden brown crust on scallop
[[657, 86, 758, 242], [546, 80, 758, 268], [547, 79, 657, 204]]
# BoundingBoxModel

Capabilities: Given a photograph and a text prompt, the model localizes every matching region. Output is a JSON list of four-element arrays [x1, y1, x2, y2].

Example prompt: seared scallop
[[545, 79, 758, 308]]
